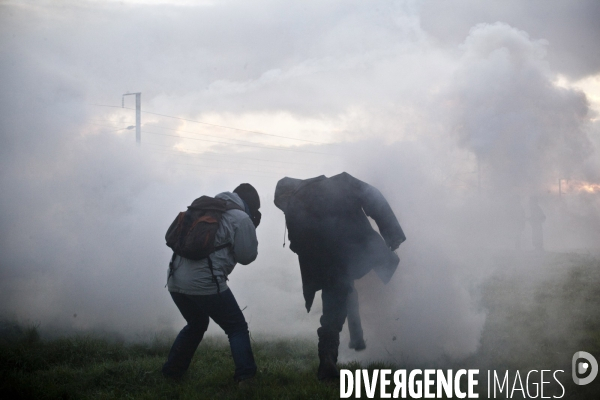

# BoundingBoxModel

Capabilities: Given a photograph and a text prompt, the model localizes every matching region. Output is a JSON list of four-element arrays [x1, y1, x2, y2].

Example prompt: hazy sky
[[1, 0, 599, 362]]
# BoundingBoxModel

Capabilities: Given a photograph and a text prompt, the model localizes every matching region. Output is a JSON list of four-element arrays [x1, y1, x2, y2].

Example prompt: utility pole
[[477, 157, 481, 193], [122, 92, 141, 145], [559, 179, 562, 197]]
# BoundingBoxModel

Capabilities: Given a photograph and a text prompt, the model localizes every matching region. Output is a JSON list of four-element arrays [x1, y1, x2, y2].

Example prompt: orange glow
[[561, 180, 600, 194]]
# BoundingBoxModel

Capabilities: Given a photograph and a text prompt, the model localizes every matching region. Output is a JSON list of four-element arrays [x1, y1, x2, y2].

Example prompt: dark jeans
[[346, 281, 364, 344], [162, 289, 257, 382], [318, 284, 350, 355]]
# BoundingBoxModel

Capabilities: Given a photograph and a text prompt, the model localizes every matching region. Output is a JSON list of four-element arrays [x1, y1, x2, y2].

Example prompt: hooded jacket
[[167, 191, 258, 295], [274, 172, 405, 311]]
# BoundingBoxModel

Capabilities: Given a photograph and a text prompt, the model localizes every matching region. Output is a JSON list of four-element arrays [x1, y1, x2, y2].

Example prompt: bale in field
[[274, 172, 406, 381]]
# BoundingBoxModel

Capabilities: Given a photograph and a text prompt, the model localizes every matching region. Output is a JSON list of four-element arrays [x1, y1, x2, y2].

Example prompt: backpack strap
[[166, 244, 232, 291], [214, 243, 232, 251], [206, 255, 221, 294], [165, 252, 177, 288], [206, 243, 232, 295]]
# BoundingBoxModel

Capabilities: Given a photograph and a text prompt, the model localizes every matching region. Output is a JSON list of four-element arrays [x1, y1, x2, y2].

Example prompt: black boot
[[348, 338, 366, 351], [317, 348, 339, 381], [317, 327, 340, 381]]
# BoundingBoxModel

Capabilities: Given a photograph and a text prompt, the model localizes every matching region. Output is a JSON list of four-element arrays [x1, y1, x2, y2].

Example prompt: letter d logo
[[572, 351, 598, 385]]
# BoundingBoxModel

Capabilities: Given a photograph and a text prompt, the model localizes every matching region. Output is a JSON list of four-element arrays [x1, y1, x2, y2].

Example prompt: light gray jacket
[[167, 191, 258, 295]]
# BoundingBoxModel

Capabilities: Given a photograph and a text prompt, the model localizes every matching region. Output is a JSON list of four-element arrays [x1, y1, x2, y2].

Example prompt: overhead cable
[[143, 141, 318, 166], [143, 129, 331, 155], [91, 103, 331, 144]]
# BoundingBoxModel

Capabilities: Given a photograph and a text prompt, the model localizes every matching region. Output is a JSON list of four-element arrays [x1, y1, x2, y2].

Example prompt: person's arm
[[344, 173, 406, 249], [233, 215, 258, 265]]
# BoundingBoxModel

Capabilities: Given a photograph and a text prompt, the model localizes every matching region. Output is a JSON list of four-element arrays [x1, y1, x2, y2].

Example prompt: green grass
[[0, 330, 379, 399], [1, 253, 600, 399], [468, 252, 600, 399], [1, 324, 455, 399]]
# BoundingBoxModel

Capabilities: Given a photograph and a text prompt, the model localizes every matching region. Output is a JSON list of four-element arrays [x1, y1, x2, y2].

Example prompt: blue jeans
[[162, 289, 257, 382]]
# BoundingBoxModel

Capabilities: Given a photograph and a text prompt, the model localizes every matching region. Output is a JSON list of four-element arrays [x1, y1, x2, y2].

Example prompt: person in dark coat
[[274, 172, 406, 380]]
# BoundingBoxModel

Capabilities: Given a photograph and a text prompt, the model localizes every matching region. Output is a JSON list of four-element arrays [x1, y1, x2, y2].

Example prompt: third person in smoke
[[274, 172, 406, 380]]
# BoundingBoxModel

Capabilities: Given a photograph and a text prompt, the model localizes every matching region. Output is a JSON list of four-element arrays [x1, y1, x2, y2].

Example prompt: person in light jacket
[[162, 184, 261, 384], [274, 173, 406, 380]]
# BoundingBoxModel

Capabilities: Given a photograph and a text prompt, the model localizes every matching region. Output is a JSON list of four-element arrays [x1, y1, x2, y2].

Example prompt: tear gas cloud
[[1, 0, 599, 365]]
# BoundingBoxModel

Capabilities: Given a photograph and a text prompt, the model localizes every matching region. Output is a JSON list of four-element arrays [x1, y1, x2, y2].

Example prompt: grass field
[[1, 252, 599, 399], [0, 331, 350, 399]]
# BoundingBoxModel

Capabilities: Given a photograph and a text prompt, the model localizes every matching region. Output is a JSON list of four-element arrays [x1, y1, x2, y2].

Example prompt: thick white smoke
[[333, 23, 598, 364], [1, 1, 598, 367], [449, 23, 592, 191]]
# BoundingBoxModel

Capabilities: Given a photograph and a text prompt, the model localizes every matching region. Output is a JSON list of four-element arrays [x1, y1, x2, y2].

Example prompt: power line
[[144, 123, 304, 147], [92, 121, 275, 147], [85, 117, 331, 178], [143, 141, 318, 166], [89, 120, 331, 154], [89, 122, 135, 132], [165, 164, 283, 179], [171, 162, 282, 177], [143, 149, 284, 177], [89, 118, 135, 124], [90, 119, 329, 161], [143, 129, 332, 155], [146, 147, 325, 174], [87, 121, 336, 165], [91, 103, 331, 144]]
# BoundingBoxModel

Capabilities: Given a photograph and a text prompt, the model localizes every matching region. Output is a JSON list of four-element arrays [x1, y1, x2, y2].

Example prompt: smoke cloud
[[1, 0, 599, 366]]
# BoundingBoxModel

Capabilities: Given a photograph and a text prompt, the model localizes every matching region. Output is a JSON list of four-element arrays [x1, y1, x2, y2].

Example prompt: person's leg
[[162, 292, 210, 378], [205, 289, 257, 382], [347, 281, 365, 351], [318, 283, 349, 380]]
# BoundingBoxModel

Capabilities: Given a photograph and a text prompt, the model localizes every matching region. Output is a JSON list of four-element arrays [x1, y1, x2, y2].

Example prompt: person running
[[274, 173, 405, 380]]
